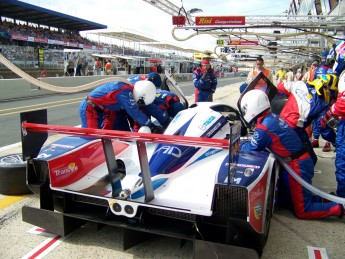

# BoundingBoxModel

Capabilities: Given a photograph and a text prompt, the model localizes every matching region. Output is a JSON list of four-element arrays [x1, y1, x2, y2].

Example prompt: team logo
[[254, 201, 263, 219], [54, 162, 78, 176]]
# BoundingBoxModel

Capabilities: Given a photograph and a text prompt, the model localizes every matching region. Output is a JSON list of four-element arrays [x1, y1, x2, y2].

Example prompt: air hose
[[0, 53, 130, 93], [274, 154, 345, 204]]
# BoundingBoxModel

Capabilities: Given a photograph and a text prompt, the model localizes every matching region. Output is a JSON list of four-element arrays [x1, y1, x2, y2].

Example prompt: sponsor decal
[[153, 146, 182, 158], [244, 168, 254, 177], [37, 153, 52, 159], [204, 116, 216, 126], [196, 16, 245, 26], [205, 121, 221, 137], [254, 201, 263, 220], [251, 186, 264, 201], [294, 88, 312, 103], [232, 177, 242, 184], [54, 162, 78, 176], [232, 163, 260, 169], [204, 149, 218, 157], [51, 144, 75, 149]]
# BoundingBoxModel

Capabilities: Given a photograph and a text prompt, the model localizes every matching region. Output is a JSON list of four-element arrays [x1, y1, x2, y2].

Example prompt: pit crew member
[[276, 75, 337, 164], [193, 59, 217, 102], [239, 89, 344, 219], [320, 70, 345, 198], [79, 80, 164, 133]]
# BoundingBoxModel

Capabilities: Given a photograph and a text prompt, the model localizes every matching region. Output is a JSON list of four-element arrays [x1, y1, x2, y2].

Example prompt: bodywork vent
[[73, 194, 108, 206], [204, 185, 248, 225], [147, 208, 196, 221]]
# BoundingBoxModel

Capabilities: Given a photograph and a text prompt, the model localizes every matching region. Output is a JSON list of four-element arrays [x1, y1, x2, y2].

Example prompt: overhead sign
[[195, 16, 245, 26], [172, 16, 186, 26], [229, 40, 259, 46], [216, 39, 225, 45]]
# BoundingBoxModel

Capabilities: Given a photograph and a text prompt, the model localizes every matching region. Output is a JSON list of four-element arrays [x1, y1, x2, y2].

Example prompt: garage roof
[[0, 0, 107, 31], [92, 31, 158, 43], [143, 43, 200, 53]]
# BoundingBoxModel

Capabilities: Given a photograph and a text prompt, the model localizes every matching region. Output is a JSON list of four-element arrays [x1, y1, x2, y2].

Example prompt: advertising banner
[[195, 16, 245, 26]]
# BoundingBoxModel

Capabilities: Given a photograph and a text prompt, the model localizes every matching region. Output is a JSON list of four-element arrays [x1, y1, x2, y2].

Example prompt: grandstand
[[0, 0, 199, 78]]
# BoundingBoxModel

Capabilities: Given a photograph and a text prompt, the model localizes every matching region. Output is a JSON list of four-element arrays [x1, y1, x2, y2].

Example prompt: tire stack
[[0, 153, 32, 195]]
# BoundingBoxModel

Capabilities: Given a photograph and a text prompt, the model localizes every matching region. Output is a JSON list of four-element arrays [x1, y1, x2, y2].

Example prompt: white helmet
[[339, 70, 345, 93], [240, 90, 270, 126], [133, 80, 156, 106]]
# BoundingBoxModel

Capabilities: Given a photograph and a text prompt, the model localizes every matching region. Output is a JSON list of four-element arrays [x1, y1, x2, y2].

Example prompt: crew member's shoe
[[322, 142, 331, 152], [311, 139, 319, 148]]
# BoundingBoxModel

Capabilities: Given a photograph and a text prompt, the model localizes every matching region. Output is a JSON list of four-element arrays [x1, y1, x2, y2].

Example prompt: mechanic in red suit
[[239, 90, 344, 219], [321, 70, 345, 198], [193, 59, 217, 102], [79, 80, 167, 133], [276, 76, 337, 165]]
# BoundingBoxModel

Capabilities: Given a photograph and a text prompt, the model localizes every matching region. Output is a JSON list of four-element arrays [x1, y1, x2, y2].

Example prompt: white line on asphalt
[[21, 227, 65, 259], [0, 142, 21, 152]]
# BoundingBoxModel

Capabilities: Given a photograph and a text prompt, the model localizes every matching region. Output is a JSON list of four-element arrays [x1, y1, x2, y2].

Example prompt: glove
[[320, 110, 338, 129], [150, 124, 164, 134], [201, 70, 210, 79], [327, 116, 339, 129]]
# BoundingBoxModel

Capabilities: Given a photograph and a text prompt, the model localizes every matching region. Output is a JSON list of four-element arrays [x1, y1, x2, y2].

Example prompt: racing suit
[[313, 63, 333, 80], [154, 89, 185, 118], [310, 65, 334, 145], [277, 80, 336, 164], [79, 81, 152, 130], [325, 89, 345, 197], [240, 112, 342, 219], [193, 67, 217, 102]]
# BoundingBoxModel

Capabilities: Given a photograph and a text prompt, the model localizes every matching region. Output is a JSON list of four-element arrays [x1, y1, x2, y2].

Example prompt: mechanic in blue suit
[[239, 89, 344, 219], [79, 80, 165, 133], [310, 74, 338, 152], [128, 72, 184, 131], [192, 59, 217, 102], [129, 71, 184, 117], [321, 70, 345, 198], [154, 89, 185, 118]]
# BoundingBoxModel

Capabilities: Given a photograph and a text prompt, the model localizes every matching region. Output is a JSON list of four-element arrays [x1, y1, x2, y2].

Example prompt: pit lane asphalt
[[0, 78, 344, 259]]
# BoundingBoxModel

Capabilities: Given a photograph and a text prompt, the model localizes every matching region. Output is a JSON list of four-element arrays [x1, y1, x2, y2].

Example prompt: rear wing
[[21, 110, 231, 203]]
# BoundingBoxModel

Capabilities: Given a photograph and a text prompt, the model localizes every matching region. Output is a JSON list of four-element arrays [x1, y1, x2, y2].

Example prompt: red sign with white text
[[195, 16, 245, 26], [229, 40, 259, 46]]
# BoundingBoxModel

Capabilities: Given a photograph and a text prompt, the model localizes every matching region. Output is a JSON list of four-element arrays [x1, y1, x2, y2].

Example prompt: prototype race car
[[20, 98, 278, 258]]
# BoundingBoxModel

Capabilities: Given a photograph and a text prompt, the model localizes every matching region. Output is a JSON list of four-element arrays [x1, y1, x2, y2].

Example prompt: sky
[[18, 0, 290, 53]]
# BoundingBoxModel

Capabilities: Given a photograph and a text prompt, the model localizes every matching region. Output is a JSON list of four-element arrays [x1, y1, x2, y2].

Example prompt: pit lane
[[0, 77, 343, 258]]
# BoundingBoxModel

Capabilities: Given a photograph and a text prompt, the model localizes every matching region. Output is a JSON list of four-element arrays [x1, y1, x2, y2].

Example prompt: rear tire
[[0, 153, 32, 195]]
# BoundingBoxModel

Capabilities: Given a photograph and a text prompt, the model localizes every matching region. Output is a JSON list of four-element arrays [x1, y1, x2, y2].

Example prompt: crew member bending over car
[[79, 80, 166, 133], [128, 72, 184, 131], [276, 75, 337, 165], [320, 70, 345, 198], [193, 59, 217, 102], [239, 90, 344, 219]]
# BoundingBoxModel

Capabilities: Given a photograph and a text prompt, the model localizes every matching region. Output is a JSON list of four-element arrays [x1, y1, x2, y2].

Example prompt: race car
[[20, 98, 278, 257]]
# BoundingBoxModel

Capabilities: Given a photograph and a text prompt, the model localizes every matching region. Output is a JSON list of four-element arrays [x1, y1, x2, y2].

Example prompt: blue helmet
[[147, 72, 162, 88]]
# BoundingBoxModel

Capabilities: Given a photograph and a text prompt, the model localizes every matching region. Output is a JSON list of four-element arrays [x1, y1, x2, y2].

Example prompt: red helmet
[[201, 59, 210, 65]]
